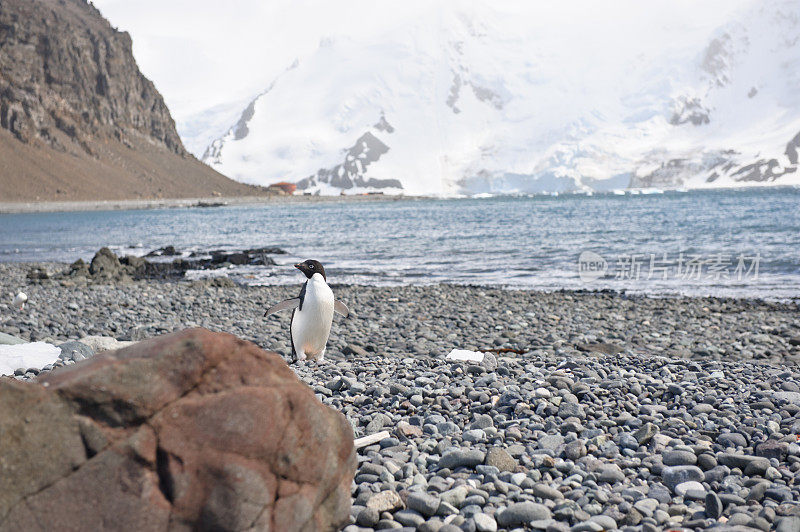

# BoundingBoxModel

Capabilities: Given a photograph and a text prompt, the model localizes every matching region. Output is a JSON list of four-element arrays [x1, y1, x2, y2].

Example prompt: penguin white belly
[[291, 276, 334, 359]]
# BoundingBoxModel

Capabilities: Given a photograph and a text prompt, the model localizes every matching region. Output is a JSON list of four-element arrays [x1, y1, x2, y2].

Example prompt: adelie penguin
[[264, 259, 349, 362]]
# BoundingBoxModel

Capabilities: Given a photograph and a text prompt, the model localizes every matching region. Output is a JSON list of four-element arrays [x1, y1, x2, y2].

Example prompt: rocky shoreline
[[0, 192, 418, 214], [2, 261, 800, 531], [3, 260, 798, 364]]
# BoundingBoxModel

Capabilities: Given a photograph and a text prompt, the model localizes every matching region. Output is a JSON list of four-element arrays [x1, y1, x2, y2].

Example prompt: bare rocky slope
[[0, 0, 266, 202], [202, 1, 800, 195]]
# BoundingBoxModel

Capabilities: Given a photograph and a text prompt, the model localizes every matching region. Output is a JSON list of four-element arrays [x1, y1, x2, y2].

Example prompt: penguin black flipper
[[289, 281, 307, 361], [290, 308, 297, 359], [297, 281, 307, 311]]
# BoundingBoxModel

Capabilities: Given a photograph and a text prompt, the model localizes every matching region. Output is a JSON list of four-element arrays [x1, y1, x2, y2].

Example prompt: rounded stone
[[367, 490, 405, 513], [438, 449, 486, 470], [57, 340, 94, 362], [597, 464, 625, 483], [497, 502, 551, 527], [662, 450, 697, 466], [717, 432, 747, 448], [633, 498, 659, 517], [662, 465, 704, 491], [473, 512, 497, 532], [590, 515, 619, 529], [675, 481, 706, 497], [705, 492, 722, 520], [394, 509, 426, 527], [532, 484, 564, 500], [564, 439, 587, 460], [406, 491, 440, 517], [356, 507, 379, 527], [485, 447, 517, 472], [697, 453, 717, 470]]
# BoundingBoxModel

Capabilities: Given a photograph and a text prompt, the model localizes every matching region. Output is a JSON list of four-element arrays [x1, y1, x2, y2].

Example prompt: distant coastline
[[0, 193, 418, 214], [2, 183, 798, 214]]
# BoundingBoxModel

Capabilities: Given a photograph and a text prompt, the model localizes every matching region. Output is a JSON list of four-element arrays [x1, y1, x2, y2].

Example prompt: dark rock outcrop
[[89, 246, 124, 278], [669, 96, 710, 126], [630, 129, 800, 189], [296, 132, 403, 191], [54, 247, 284, 283], [0, 328, 356, 531]]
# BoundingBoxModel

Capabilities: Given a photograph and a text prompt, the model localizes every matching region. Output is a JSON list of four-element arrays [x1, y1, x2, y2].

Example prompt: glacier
[[201, 0, 800, 195]]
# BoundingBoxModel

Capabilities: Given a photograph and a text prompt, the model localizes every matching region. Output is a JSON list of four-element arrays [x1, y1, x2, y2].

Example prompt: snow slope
[[202, 0, 800, 195]]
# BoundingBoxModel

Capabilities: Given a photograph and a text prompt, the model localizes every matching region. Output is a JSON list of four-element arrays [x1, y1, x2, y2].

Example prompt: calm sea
[[1, 188, 798, 299]]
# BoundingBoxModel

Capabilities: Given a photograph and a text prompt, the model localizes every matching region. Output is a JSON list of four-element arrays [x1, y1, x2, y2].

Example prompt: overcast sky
[[94, 1, 314, 121], [92, 0, 754, 155]]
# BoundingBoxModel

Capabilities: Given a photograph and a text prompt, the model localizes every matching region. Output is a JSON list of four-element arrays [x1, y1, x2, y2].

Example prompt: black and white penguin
[[263, 259, 349, 362]]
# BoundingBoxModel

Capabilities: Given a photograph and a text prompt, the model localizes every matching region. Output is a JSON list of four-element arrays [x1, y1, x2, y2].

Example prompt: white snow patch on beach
[[0, 342, 61, 376], [446, 349, 485, 363]]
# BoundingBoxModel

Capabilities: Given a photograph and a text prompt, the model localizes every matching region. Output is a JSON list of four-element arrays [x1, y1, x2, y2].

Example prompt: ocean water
[[1, 188, 798, 299]]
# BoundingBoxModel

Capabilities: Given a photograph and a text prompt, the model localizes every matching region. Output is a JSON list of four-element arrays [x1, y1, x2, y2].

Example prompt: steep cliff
[[0, 0, 265, 201]]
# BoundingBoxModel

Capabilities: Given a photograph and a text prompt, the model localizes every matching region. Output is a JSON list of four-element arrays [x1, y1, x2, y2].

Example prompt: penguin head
[[295, 259, 326, 280]]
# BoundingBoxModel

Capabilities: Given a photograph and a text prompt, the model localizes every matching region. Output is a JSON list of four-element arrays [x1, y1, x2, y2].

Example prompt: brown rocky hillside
[[0, 0, 267, 201]]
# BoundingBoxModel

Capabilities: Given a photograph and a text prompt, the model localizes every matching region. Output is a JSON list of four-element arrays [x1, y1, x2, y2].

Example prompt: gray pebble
[[406, 492, 440, 517], [497, 502, 551, 527]]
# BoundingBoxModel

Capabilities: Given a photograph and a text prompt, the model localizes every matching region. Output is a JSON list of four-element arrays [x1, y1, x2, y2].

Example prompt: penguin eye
[[309, 264, 315, 269]]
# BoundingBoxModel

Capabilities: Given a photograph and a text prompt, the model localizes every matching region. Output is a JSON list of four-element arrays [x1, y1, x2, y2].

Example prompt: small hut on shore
[[267, 182, 297, 195]]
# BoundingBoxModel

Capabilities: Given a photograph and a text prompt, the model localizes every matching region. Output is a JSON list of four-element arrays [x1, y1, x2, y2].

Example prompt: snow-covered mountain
[[202, 0, 800, 195]]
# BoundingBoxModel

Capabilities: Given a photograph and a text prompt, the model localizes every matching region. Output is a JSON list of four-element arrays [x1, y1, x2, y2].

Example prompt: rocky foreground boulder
[[0, 328, 355, 531]]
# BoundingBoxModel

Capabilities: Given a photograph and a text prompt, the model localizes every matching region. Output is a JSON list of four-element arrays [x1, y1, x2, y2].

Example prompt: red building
[[267, 182, 297, 195]]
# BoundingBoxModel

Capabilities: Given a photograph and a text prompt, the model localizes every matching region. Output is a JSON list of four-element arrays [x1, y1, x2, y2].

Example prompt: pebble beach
[[3, 260, 800, 531]]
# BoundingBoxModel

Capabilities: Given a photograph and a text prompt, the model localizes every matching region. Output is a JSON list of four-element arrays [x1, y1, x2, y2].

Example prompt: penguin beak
[[294, 263, 303, 270]]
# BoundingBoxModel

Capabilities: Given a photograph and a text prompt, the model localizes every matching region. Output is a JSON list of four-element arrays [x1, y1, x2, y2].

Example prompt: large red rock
[[0, 328, 355, 531]]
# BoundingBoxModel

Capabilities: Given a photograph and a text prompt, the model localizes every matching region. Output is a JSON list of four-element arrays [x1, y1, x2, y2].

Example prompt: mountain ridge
[[202, 1, 800, 195]]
